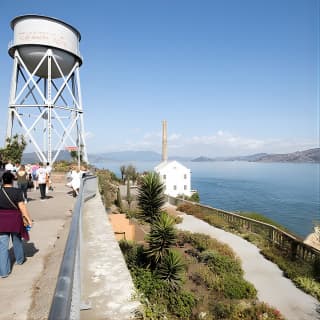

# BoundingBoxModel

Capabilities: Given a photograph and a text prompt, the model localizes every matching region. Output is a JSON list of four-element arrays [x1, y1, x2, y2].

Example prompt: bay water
[[95, 160, 319, 238]]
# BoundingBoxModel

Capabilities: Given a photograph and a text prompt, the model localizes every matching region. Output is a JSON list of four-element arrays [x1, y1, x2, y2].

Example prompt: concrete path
[[175, 212, 320, 320], [0, 179, 139, 320], [0, 183, 75, 320]]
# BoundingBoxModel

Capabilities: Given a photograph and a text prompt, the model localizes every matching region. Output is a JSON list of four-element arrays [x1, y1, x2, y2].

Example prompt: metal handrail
[[48, 174, 97, 320]]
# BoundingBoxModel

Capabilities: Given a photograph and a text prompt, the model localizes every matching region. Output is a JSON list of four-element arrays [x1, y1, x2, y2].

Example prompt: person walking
[[31, 163, 39, 191], [45, 162, 52, 192], [36, 163, 47, 201], [70, 167, 81, 197], [0, 171, 33, 278], [4, 160, 14, 172], [16, 165, 29, 203]]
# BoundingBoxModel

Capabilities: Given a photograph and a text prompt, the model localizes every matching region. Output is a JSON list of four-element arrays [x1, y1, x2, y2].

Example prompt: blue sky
[[0, 0, 318, 157]]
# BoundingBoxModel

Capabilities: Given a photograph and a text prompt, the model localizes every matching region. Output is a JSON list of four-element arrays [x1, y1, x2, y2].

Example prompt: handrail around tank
[[48, 174, 97, 320]]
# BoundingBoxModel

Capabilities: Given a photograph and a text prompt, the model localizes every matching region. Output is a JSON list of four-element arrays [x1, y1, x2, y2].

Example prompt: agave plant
[[157, 249, 185, 290], [137, 172, 166, 222], [147, 212, 177, 265]]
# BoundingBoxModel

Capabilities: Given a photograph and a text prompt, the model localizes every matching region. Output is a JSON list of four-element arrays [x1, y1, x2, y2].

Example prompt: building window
[[173, 185, 177, 190], [163, 174, 166, 180], [184, 185, 187, 190], [184, 174, 187, 179]]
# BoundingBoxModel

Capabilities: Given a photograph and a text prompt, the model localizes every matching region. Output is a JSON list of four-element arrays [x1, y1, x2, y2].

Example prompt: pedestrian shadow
[[9, 241, 39, 266], [23, 241, 39, 257]]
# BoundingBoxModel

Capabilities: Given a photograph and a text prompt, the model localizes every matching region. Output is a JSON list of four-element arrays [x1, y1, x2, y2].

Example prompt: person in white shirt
[[36, 163, 47, 200], [70, 168, 81, 197], [5, 160, 14, 172]]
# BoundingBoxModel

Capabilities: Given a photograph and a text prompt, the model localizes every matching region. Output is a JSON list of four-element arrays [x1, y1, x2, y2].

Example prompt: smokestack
[[162, 120, 168, 162]]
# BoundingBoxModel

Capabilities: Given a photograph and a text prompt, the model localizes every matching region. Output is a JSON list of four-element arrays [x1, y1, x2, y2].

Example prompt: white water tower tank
[[8, 14, 82, 78]]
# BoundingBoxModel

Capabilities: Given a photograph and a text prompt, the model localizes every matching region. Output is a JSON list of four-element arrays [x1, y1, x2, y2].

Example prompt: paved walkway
[[172, 208, 320, 320], [0, 183, 75, 320]]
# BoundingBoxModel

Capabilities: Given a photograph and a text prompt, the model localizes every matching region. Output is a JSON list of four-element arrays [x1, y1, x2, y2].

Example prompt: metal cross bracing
[[6, 48, 88, 165]]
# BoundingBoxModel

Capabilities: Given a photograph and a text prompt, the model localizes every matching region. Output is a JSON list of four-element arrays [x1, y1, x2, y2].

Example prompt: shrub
[[191, 264, 219, 289], [177, 203, 203, 217], [174, 215, 183, 224], [203, 215, 229, 230], [146, 212, 177, 265], [119, 240, 147, 269], [294, 276, 320, 301], [178, 192, 200, 203], [199, 250, 243, 276], [131, 267, 169, 301], [313, 256, 320, 281], [209, 301, 235, 319], [156, 249, 185, 289], [240, 302, 285, 320], [221, 274, 257, 299], [167, 290, 196, 319], [179, 231, 235, 258], [53, 160, 73, 172], [131, 267, 196, 319], [137, 172, 166, 222]]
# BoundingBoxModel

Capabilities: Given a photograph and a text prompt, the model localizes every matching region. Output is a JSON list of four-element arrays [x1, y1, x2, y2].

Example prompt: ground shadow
[[23, 241, 39, 257], [9, 241, 39, 266]]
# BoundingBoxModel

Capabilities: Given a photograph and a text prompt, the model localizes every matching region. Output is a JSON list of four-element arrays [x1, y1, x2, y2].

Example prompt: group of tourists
[[3, 161, 52, 201], [0, 160, 53, 278], [0, 160, 89, 279]]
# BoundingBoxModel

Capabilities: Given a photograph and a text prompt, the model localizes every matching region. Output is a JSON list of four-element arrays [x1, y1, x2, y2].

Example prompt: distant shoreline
[[192, 148, 320, 164]]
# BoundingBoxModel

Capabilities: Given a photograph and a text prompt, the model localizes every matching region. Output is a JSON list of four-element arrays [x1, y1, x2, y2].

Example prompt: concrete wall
[[81, 191, 140, 319]]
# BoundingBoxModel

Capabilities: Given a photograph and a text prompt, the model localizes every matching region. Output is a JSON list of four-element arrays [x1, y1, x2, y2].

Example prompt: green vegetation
[[120, 164, 139, 184], [53, 160, 72, 172], [146, 212, 177, 265], [127, 178, 132, 209], [137, 172, 166, 222], [120, 231, 284, 319], [156, 249, 185, 289], [176, 202, 320, 302], [114, 176, 285, 319], [115, 187, 124, 212], [0, 134, 26, 165], [177, 192, 200, 203], [97, 169, 119, 208], [52, 160, 91, 172]]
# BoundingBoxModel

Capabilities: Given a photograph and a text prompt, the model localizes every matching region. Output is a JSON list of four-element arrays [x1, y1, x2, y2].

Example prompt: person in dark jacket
[[0, 171, 32, 278]]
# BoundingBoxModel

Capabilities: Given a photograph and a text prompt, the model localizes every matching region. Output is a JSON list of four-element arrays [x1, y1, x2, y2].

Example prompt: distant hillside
[[192, 148, 320, 163], [89, 151, 161, 162], [90, 151, 191, 162], [22, 150, 72, 163], [21, 150, 192, 163]]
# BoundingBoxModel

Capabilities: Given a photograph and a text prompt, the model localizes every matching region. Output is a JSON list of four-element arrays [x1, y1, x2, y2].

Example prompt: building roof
[[154, 160, 190, 172]]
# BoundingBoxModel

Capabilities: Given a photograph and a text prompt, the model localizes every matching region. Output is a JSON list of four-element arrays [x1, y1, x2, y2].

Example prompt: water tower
[[6, 14, 88, 164]]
